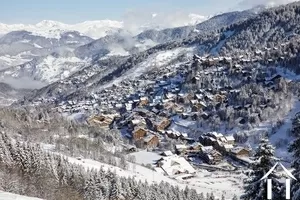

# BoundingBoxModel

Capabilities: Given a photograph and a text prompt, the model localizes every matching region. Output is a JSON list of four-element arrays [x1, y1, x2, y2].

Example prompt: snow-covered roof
[[159, 155, 196, 177], [223, 144, 234, 150], [175, 144, 188, 150], [132, 119, 141, 125], [210, 132, 223, 138], [163, 151, 173, 156], [202, 146, 214, 153], [140, 97, 148, 101], [231, 147, 249, 155], [225, 136, 235, 141]]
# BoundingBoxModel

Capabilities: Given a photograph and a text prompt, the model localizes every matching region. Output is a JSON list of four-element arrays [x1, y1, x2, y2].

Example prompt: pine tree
[[288, 113, 300, 199], [241, 138, 282, 200], [109, 175, 120, 200]]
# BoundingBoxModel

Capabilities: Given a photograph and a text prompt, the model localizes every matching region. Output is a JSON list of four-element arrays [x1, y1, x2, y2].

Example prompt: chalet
[[143, 135, 159, 149], [88, 115, 115, 129], [152, 117, 171, 131], [187, 142, 203, 155], [215, 94, 226, 103], [132, 127, 147, 141], [225, 136, 235, 145], [129, 117, 147, 129], [175, 144, 188, 155], [155, 155, 196, 178], [231, 147, 250, 157], [221, 144, 234, 153], [167, 130, 182, 139], [139, 97, 149, 106], [200, 146, 222, 164], [199, 135, 216, 146]]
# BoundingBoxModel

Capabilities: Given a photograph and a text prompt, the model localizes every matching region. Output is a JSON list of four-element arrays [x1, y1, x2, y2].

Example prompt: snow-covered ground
[[42, 145, 242, 200], [128, 150, 161, 165], [102, 47, 195, 89], [2, 55, 88, 83], [0, 191, 42, 200], [210, 31, 235, 55], [269, 100, 300, 162], [0, 54, 32, 70]]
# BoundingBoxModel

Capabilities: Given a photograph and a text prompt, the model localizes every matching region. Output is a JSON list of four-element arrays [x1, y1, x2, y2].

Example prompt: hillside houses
[[51, 52, 277, 169]]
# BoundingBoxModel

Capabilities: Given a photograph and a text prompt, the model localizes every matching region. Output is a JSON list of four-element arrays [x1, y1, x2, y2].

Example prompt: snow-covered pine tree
[[288, 112, 300, 199], [109, 174, 120, 200], [0, 132, 12, 165], [241, 138, 282, 200]]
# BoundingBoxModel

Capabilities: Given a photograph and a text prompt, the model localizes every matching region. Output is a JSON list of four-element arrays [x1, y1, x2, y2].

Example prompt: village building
[[200, 146, 222, 164], [87, 115, 115, 129], [151, 117, 171, 131], [231, 147, 251, 157], [143, 135, 159, 149], [132, 127, 147, 141], [175, 144, 188, 155], [225, 136, 235, 145], [155, 155, 196, 179]]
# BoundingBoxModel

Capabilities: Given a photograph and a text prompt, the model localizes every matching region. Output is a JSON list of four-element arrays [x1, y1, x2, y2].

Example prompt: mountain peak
[[35, 20, 65, 28]]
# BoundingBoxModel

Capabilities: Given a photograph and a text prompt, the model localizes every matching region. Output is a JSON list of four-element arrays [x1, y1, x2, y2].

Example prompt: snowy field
[[0, 191, 42, 200], [128, 150, 161, 165]]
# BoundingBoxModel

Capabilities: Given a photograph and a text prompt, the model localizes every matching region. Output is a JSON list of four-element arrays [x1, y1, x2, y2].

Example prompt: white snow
[[0, 54, 32, 69], [210, 31, 235, 55], [269, 99, 300, 162], [35, 56, 87, 82], [33, 43, 43, 48], [2, 55, 87, 83], [128, 151, 161, 165], [101, 47, 195, 89], [64, 155, 244, 199], [158, 155, 196, 177], [0, 191, 42, 200]]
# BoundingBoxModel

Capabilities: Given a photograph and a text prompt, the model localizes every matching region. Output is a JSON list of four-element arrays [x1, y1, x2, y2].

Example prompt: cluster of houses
[[171, 132, 251, 165], [33, 49, 290, 172], [52, 53, 282, 169]]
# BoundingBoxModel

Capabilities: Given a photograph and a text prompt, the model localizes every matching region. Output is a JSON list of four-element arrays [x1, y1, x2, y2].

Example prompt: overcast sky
[[0, 0, 297, 24]]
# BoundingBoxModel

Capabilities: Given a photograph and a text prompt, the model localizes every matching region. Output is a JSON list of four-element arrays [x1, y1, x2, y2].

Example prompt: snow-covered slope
[[0, 191, 42, 200], [0, 55, 88, 83]]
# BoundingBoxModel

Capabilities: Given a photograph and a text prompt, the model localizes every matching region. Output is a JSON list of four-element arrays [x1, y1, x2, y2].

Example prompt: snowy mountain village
[[28, 42, 294, 183]]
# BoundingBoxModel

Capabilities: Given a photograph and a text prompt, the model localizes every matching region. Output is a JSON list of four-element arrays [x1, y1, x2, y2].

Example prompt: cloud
[[122, 10, 207, 35], [0, 77, 47, 90], [237, 0, 299, 10]]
